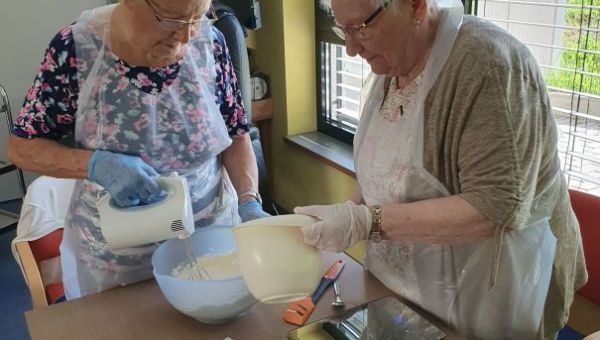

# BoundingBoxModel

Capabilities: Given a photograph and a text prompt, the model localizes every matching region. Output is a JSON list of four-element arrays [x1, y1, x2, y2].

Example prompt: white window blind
[[323, 42, 371, 131], [478, 0, 600, 195]]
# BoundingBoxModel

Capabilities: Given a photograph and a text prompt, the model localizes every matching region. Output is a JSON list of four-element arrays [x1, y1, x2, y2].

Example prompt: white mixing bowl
[[232, 214, 322, 304], [152, 226, 257, 324]]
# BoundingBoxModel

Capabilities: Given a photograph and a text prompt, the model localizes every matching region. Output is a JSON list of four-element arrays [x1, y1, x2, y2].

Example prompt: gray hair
[[319, 0, 400, 15]]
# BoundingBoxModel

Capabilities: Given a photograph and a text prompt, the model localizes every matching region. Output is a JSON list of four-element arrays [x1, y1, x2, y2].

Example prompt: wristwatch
[[238, 190, 262, 204], [369, 205, 382, 243]]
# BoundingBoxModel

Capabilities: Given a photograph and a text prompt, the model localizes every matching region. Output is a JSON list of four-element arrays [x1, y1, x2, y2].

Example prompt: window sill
[[284, 131, 356, 178]]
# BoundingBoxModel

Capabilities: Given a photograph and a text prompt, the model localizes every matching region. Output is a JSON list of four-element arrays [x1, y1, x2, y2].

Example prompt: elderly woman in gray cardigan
[[294, 0, 587, 339]]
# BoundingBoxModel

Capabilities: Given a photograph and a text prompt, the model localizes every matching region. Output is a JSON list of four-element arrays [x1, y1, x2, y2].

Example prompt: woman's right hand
[[88, 150, 162, 207]]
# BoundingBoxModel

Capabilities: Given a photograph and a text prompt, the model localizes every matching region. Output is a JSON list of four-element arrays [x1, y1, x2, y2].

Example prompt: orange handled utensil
[[283, 259, 345, 326]]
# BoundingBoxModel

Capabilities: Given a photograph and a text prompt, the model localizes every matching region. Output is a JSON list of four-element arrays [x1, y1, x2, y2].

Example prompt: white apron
[[60, 5, 239, 299], [355, 2, 558, 339]]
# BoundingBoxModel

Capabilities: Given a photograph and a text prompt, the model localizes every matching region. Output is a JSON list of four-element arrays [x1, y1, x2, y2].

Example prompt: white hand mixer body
[[97, 173, 195, 250]]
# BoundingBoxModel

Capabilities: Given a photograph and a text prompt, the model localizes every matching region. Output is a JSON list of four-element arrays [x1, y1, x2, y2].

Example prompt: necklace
[[379, 75, 422, 123]]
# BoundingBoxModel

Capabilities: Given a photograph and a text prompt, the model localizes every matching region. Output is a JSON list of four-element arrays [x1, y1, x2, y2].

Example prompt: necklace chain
[[379, 76, 422, 123]]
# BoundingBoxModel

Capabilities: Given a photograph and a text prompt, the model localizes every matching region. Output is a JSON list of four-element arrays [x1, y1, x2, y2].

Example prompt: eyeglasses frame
[[332, 0, 392, 40], [144, 0, 215, 32]]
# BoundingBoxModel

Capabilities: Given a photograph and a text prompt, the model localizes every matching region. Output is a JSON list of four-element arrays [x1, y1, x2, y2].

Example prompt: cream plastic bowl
[[152, 226, 257, 324], [232, 214, 322, 304]]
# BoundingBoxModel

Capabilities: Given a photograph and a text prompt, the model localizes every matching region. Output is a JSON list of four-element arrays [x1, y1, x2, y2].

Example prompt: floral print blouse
[[12, 24, 250, 141]]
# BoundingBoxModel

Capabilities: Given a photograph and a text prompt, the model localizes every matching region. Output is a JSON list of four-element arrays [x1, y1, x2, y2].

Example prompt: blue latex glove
[[238, 199, 270, 222], [88, 150, 162, 207]]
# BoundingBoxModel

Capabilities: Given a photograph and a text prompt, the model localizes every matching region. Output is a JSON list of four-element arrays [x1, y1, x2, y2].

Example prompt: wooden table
[[25, 252, 464, 340]]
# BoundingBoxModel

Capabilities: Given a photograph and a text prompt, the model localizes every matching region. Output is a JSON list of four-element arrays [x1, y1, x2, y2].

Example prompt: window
[[475, 0, 600, 194], [315, 3, 371, 144]]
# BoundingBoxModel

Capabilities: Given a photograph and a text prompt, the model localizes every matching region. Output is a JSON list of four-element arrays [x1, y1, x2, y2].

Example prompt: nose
[[172, 25, 194, 44], [344, 37, 363, 57]]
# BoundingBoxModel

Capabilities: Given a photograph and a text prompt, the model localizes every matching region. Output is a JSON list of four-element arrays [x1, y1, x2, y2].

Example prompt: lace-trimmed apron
[[354, 2, 558, 339]]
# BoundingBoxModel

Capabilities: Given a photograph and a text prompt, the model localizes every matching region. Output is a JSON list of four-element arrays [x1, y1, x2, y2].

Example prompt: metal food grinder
[[97, 173, 195, 250]]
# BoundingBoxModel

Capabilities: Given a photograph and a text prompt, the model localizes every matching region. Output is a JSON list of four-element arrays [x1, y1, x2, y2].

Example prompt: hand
[[88, 150, 161, 207], [238, 199, 270, 222], [294, 201, 372, 253]]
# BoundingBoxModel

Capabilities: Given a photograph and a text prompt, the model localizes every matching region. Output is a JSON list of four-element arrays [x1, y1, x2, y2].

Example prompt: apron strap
[[489, 224, 506, 291]]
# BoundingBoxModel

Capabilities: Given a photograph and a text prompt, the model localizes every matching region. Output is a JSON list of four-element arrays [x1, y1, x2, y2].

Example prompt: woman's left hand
[[238, 199, 270, 222], [294, 201, 372, 253]]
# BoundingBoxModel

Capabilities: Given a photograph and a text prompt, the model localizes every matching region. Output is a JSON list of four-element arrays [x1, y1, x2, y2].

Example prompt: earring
[[414, 19, 422, 26]]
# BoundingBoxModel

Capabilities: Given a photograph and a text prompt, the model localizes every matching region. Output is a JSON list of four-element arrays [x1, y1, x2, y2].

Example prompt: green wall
[[252, 0, 357, 211]]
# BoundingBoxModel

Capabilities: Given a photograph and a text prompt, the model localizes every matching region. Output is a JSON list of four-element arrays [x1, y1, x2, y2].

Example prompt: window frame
[[315, 2, 357, 145]]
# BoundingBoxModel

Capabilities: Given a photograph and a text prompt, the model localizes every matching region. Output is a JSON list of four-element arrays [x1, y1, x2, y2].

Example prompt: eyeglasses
[[144, 0, 213, 32], [331, 1, 391, 41]]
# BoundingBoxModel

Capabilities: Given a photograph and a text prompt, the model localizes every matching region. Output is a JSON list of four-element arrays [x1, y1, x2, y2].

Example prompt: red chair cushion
[[28, 229, 65, 304], [45, 283, 65, 304], [569, 189, 600, 306], [29, 229, 63, 263]]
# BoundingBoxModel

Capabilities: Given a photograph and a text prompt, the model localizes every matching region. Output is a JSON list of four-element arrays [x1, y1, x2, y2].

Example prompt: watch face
[[251, 76, 268, 100]]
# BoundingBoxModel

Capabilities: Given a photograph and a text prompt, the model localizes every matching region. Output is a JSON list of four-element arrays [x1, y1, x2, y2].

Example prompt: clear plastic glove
[[294, 201, 372, 253], [238, 199, 270, 222], [88, 150, 162, 207]]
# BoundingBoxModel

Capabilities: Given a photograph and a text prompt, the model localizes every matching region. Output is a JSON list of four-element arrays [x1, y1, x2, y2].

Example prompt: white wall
[[0, 0, 106, 201]]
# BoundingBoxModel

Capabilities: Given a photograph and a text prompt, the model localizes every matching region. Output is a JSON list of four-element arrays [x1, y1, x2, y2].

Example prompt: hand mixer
[[97, 173, 195, 250]]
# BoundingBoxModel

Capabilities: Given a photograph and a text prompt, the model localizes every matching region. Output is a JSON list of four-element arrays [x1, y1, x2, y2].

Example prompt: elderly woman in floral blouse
[[7, 0, 268, 298]]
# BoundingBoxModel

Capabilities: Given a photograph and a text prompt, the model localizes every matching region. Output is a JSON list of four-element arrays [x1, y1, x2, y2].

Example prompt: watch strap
[[238, 190, 262, 204], [369, 205, 382, 243]]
